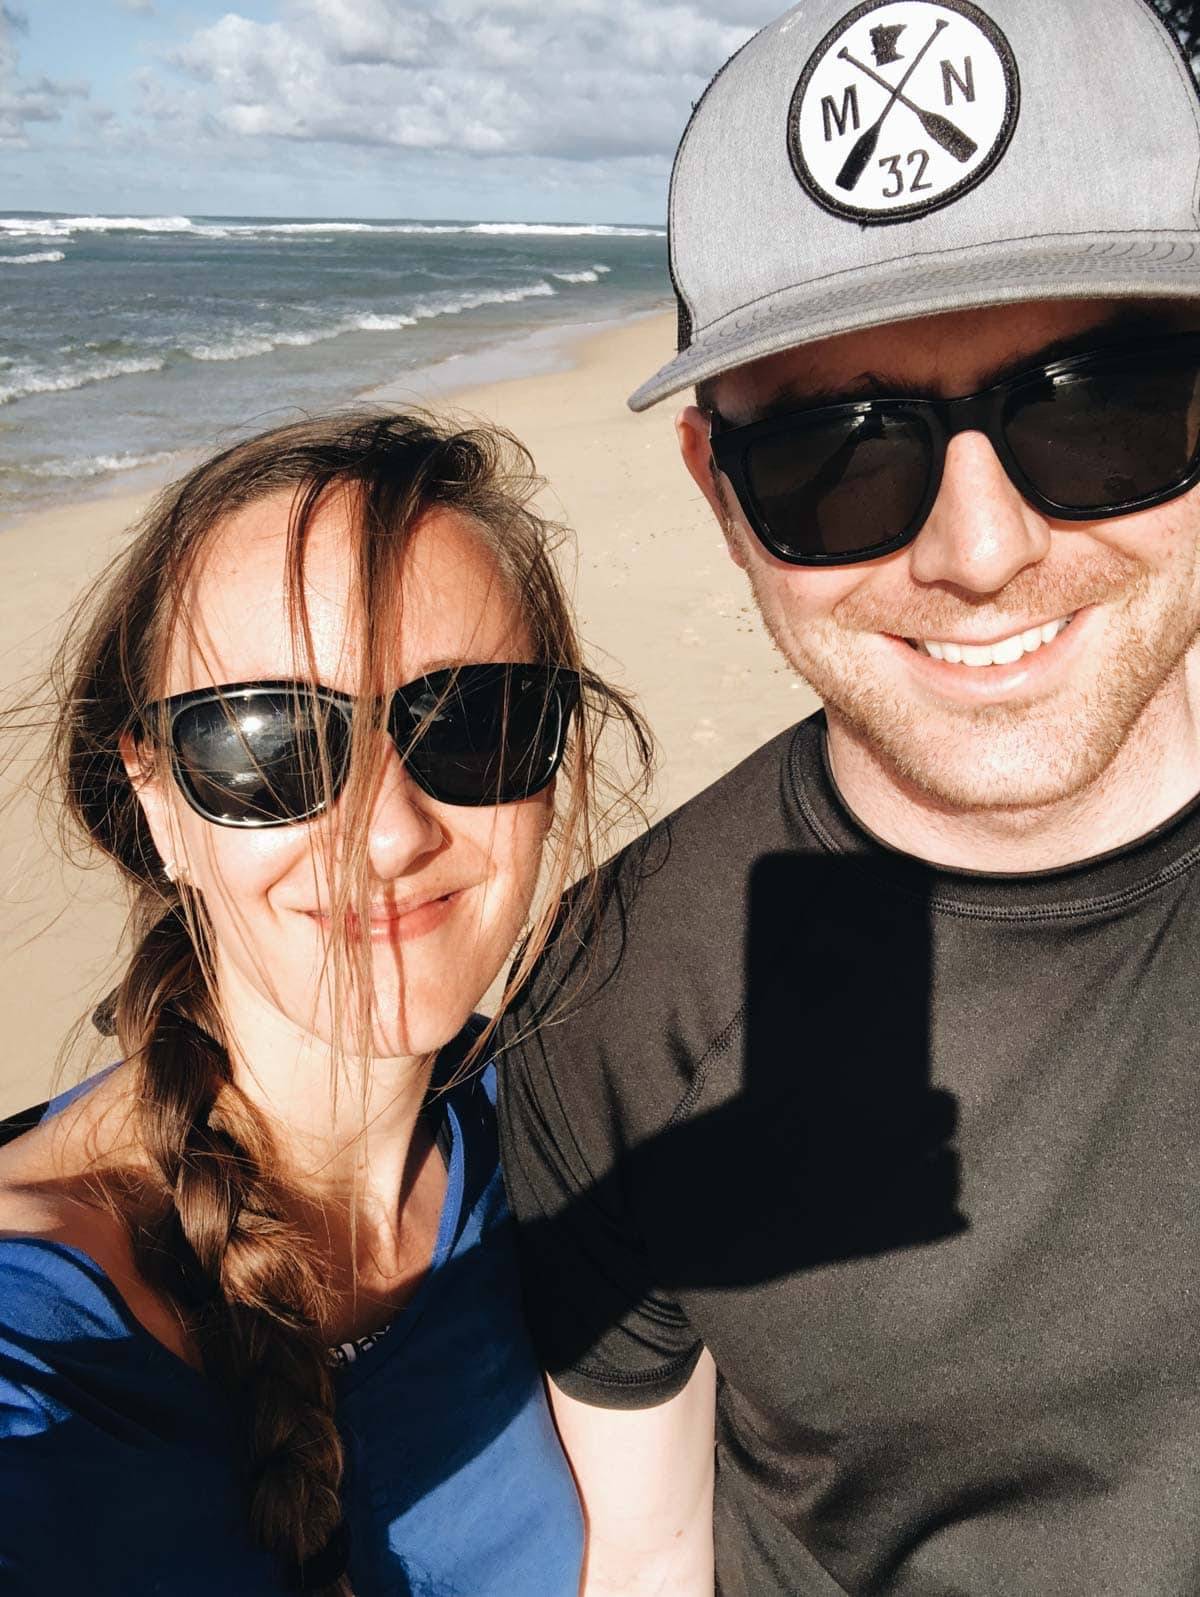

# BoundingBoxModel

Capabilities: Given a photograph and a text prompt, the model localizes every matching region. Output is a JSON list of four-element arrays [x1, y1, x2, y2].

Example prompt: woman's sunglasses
[[140, 663, 581, 828], [708, 332, 1200, 567]]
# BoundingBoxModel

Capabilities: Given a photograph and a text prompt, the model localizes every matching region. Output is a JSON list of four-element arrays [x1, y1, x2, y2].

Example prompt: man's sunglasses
[[708, 332, 1200, 567], [140, 662, 581, 828]]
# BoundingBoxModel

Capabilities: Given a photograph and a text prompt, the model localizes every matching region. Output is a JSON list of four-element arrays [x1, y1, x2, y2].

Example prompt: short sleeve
[[496, 731, 809, 1411], [496, 952, 704, 1410]]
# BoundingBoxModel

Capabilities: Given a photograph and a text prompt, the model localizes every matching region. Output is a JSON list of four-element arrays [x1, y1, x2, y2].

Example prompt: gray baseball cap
[[629, 0, 1200, 411]]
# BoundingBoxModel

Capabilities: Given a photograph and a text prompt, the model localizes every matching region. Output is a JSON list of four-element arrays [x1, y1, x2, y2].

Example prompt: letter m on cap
[[822, 84, 861, 141]]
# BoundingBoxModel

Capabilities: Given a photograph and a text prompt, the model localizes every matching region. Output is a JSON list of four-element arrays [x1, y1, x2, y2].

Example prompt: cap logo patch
[[788, 0, 1019, 225]]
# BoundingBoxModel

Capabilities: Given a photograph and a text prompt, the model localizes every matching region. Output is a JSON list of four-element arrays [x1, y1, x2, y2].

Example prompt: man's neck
[[825, 666, 1200, 873]]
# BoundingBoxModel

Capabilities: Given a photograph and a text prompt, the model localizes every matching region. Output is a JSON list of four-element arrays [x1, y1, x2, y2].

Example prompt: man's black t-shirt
[[497, 713, 1200, 1597]]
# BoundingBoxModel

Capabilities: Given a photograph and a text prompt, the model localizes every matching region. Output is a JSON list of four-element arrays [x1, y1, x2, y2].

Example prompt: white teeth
[[991, 634, 1026, 666], [914, 615, 1072, 667]]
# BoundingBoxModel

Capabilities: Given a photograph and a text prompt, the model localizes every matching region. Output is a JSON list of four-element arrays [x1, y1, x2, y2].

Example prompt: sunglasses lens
[[401, 666, 571, 805], [741, 409, 933, 561], [1004, 350, 1200, 512], [172, 691, 350, 825]]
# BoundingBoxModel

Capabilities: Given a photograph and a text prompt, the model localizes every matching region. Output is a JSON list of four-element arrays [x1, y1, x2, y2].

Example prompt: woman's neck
[[211, 961, 454, 1339], [216, 958, 437, 1245]]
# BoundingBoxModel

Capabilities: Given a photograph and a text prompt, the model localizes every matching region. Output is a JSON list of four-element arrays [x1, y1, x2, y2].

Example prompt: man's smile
[[904, 614, 1075, 667], [872, 605, 1101, 710]]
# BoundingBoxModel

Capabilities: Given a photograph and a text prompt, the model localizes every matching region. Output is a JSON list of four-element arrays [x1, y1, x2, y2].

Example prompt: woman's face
[[129, 490, 553, 1060]]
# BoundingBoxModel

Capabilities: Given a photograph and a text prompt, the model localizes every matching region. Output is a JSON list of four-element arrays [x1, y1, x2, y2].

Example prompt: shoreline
[[361, 305, 669, 407], [0, 302, 673, 531], [0, 308, 817, 1114]]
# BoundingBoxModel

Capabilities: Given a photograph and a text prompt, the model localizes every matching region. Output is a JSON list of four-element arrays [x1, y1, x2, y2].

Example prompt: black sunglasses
[[140, 663, 581, 828], [708, 332, 1200, 567]]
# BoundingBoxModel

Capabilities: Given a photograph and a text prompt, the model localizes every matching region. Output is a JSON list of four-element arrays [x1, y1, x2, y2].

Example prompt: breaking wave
[[0, 355, 166, 407], [0, 273, 571, 400], [22, 449, 178, 480], [411, 281, 556, 317], [353, 313, 419, 332], [0, 250, 66, 265], [469, 222, 664, 237], [0, 215, 193, 238], [0, 214, 665, 242], [182, 282, 558, 364]]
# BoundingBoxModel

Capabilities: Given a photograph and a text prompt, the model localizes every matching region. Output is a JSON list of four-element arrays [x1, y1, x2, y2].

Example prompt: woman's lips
[[306, 889, 465, 944]]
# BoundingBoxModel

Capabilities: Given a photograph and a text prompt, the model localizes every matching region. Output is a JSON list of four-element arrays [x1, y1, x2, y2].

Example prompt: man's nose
[[362, 742, 446, 879], [907, 431, 1052, 592]]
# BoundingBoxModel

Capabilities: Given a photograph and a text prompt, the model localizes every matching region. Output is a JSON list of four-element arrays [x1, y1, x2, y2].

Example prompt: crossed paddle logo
[[789, 0, 1020, 224], [835, 19, 976, 191]]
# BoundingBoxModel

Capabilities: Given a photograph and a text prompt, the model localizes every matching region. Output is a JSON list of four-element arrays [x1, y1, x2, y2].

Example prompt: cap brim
[[628, 233, 1200, 411]]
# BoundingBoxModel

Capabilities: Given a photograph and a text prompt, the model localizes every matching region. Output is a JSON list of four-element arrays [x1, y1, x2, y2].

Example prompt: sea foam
[[0, 214, 666, 242], [470, 222, 664, 237], [0, 251, 66, 265], [24, 449, 177, 480], [411, 281, 557, 318], [0, 356, 166, 406], [179, 282, 559, 368], [0, 215, 194, 238]]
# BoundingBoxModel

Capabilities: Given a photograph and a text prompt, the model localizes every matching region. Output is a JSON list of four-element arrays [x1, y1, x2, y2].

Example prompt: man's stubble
[[735, 522, 1200, 817]]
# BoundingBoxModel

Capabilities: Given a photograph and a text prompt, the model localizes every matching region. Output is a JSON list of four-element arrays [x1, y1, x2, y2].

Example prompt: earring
[[163, 861, 177, 883], [163, 860, 190, 886]]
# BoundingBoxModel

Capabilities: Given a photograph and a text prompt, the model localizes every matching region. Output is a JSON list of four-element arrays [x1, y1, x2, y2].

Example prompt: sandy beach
[[0, 310, 818, 1116]]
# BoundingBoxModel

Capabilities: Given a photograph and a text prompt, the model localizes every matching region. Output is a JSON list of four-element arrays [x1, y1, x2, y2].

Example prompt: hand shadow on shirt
[[660, 851, 964, 1286], [503, 848, 968, 1375]]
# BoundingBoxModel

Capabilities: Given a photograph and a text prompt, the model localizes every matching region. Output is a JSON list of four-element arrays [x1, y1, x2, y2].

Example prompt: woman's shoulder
[[0, 1177, 175, 1361], [0, 1227, 200, 1423], [0, 1111, 126, 1320], [0, 1072, 197, 1369]]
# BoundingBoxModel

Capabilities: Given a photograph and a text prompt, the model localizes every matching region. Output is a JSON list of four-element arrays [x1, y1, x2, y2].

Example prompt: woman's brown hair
[[51, 411, 652, 1593]]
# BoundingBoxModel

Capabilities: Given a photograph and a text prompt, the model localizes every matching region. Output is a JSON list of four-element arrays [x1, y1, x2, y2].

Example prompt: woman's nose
[[362, 744, 446, 879]]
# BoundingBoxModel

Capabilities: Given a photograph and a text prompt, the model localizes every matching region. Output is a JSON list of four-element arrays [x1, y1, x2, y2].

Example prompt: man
[[498, 2, 1200, 1593]]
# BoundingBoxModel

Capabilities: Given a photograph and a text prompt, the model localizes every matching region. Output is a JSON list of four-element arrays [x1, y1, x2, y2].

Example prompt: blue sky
[[3, 1, 766, 222]]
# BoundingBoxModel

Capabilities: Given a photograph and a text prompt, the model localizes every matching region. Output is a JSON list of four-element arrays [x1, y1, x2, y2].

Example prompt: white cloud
[[168, 0, 762, 163], [0, 4, 88, 147]]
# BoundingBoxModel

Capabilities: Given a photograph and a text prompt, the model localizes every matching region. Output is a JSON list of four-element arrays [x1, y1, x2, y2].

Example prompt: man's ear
[[675, 405, 749, 571], [117, 730, 182, 877]]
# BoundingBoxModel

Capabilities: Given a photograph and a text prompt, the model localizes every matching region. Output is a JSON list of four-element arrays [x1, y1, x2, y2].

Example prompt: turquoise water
[[0, 213, 670, 514]]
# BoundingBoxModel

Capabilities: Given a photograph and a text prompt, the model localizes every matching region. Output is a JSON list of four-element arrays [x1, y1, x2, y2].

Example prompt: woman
[[0, 413, 650, 1595]]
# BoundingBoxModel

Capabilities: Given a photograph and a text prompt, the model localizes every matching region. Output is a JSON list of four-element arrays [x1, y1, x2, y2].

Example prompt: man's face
[[678, 298, 1200, 813]]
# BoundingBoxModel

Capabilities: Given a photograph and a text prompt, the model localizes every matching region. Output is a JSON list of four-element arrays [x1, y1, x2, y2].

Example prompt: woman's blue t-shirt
[[0, 1055, 584, 1596]]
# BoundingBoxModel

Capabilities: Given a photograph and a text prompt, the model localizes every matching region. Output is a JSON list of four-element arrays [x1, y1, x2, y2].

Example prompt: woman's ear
[[118, 730, 183, 879], [538, 780, 557, 837]]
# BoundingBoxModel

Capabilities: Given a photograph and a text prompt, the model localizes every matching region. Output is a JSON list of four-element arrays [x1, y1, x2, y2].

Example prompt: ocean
[[0, 213, 671, 516]]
